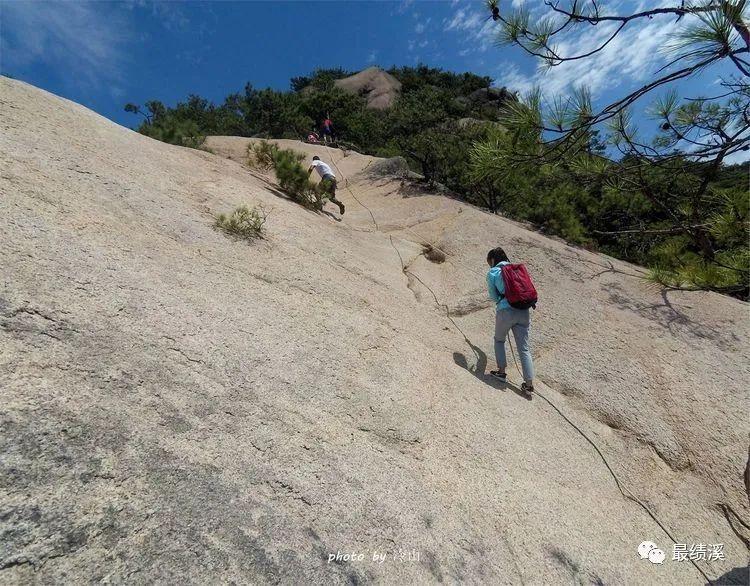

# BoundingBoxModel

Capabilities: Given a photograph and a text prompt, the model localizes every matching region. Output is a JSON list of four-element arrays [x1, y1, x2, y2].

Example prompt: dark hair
[[487, 247, 509, 266], [312, 155, 320, 161]]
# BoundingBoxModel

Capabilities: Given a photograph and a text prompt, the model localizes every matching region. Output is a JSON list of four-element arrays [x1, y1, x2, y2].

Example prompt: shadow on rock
[[452, 339, 531, 401], [605, 283, 737, 349], [709, 565, 749, 585]]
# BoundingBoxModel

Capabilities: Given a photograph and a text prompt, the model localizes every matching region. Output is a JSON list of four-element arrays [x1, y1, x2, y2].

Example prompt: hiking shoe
[[339, 203, 345, 215], [521, 382, 534, 394], [490, 370, 507, 381]]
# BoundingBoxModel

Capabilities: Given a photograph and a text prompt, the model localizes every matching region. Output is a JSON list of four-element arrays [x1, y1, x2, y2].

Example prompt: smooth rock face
[[1, 77, 749, 584], [333, 67, 402, 109]]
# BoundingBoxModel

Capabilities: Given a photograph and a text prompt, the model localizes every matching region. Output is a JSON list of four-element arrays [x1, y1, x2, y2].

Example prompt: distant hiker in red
[[321, 113, 334, 143], [486, 247, 537, 393]]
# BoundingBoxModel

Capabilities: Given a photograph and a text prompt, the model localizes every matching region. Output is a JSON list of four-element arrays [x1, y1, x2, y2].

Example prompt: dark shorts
[[320, 175, 337, 194], [322, 126, 332, 135]]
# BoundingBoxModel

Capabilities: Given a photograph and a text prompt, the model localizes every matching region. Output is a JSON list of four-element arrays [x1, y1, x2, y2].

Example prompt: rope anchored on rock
[[322, 142, 715, 583]]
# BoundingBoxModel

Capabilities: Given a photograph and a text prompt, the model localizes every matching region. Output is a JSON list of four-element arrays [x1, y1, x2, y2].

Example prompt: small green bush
[[214, 205, 267, 240], [248, 140, 279, 170], [141, 118, 205, 149]]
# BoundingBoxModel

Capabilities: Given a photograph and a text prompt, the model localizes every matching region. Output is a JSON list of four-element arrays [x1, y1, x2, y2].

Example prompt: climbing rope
[[322, 143, 381, 231], [318, 142, 716, 582], [322, 143, 488, 283], [505, 338, 713, 582], [388, 235, 483, 364], [322, 144, 481, 359]]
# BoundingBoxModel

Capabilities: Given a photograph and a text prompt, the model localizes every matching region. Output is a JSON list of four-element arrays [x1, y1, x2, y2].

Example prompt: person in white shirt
[[307, 156, 345, 215]]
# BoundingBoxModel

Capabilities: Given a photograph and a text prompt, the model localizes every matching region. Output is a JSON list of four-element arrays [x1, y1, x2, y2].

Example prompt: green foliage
[[387, 65, 491, 95], [298, 86, 376, 147], [248, 140, 279, 170], [470, 120, 749, 293], [470, 135, 592, 243], [713, 162, 750, 189], [124, 99, 206, 148], [486, 1, 750, 296], [291, 67, 352, 92], [646, 255, 748, 294], [397, 120, 487, 187], [141, 118, 205, 149], [667, 1, 747, 65], [469, 26, 750, 296], [125, 65, 507, 154], [125, 66, 516, 206], [214, 205, 267, 240], [245, 86, 313, 138]]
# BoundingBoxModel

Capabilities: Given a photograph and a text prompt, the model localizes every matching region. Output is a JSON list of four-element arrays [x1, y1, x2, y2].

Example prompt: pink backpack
[[501, 264, 538, 309]]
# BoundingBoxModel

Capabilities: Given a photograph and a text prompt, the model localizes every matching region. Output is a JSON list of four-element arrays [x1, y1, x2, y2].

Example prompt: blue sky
[[1, 0, 746, 161]]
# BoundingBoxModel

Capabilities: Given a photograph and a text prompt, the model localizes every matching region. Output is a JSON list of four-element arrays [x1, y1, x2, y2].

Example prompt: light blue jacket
[[487, 261, 511, 310]]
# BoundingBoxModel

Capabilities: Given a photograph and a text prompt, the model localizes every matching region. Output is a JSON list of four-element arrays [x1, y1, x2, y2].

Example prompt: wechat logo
[[638, 541, 666, 564]]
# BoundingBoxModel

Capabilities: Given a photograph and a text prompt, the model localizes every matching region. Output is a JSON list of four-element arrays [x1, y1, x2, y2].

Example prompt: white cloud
[[723, 149, 750, 165], [367, 50, 378, 63], [151, 2, 189, 31], [124, 0, 190, 31], [1, 2, 130, 85], [397, 0, 414, 13], [495, 63, 534, 96], [415, 17, 431, 35], [443, 6, 495, 52], [445, 2, 684, 99], [534, 17, 680, 97], [444, 8, 479, 33]]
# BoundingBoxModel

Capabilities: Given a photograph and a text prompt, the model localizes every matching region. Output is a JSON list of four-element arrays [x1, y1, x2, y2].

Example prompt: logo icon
[[637, 541, 665, 564], [638, 541, 657, 559], [648, 548, 666, 564]]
